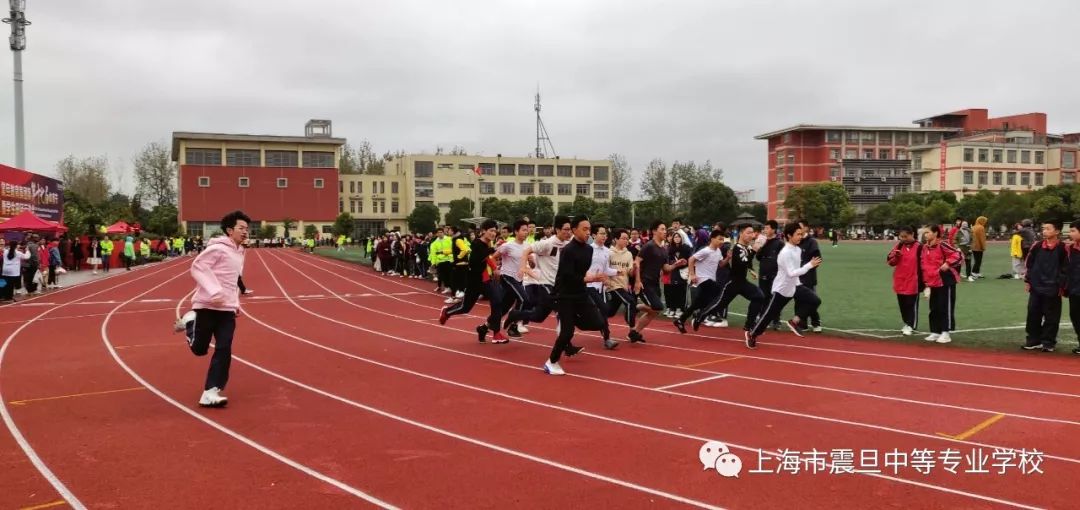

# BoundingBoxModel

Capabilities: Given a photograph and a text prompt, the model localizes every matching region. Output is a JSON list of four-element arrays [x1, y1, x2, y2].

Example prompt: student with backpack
[[919, 225, 963, 344]]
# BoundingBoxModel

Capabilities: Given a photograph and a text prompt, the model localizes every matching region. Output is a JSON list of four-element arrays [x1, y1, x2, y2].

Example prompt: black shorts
[[639, 282, 664, 311]]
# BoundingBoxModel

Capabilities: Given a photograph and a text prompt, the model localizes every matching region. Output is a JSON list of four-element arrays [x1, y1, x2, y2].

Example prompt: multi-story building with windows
[[172, 120, 346, 238], [753, 125, 957, 220], [338, 154, 612, 234], [756, 108, 1080, 222]]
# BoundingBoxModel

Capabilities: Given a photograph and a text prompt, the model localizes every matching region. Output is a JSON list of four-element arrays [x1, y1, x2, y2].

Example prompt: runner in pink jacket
[[174, 210, 250, 408]]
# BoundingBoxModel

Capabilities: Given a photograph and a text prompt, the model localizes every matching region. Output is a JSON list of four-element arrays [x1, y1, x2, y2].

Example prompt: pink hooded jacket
[[190, 236, 244, 312]]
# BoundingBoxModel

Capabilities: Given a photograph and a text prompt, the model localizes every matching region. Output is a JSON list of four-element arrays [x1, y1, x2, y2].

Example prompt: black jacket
[[553, 237, 592, 302], [1025, 240, 1067, 297], [756, 235, 783, 280], [1068, 244, 1080, 297], [798, 237, 821, 287]]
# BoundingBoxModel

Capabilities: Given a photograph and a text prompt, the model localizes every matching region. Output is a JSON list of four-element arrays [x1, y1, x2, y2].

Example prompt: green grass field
[[315, 242, 1080, 355]]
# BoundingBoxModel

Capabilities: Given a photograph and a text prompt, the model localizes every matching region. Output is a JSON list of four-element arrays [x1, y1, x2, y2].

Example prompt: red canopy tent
[[105, 220, 130, 234], [0, 210, 67, 233]]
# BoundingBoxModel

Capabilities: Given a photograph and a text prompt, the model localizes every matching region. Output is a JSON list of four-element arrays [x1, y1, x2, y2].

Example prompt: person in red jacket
[[919, 224, 963, 344], [887, 226, 921, 336]]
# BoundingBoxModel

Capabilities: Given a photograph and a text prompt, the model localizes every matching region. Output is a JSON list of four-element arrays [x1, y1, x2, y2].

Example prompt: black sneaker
[[1072, 347, 1080, 355], [786, 320, 805, 338], [628, 330, 645, 344], [691, 316, 704, 332], [673, 319, 686, 334], [770, 321, 781, 331], [565, 345, 585, 357], [603, 338, 619, 350], [1041, 345, 1055, 353], [744, 330, 757, 349], [506, 324, 522, 338], [476, 324, 488, 343]]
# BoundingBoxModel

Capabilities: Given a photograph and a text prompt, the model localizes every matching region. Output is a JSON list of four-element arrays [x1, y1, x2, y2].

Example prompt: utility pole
[[3, 0, 30, 169]]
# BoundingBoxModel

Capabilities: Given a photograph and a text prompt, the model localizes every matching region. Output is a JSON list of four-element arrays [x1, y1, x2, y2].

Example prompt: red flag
[[473, 164, 482, 176]]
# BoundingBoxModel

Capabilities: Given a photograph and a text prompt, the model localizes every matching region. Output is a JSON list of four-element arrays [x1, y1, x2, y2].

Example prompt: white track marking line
[[310, 252, 1080, 379], [104, 269, 398, 509], [654, 375, 729, 391], [0, 259, 187, 510], [286, 251, 1080, 423], [252, 250, 1046, 510]]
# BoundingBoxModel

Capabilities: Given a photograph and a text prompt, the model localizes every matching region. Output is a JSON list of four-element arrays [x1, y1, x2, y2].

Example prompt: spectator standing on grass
[[173, 210, 250, 408], [955, 221, 973, 280], [1011, 225, 1025, 279], [919, 225, 962, 344], [1021, 220, 1067, 352], [1064, 223, 1080, 355], [970, 216, 987, 281], [887, 226, 921, 336]]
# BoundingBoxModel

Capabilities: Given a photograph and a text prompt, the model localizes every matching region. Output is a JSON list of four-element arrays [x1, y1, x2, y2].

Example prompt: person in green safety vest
[[429, 226, 453, 295], [139, 238, 151, 264], [100, 237, 114, 272]]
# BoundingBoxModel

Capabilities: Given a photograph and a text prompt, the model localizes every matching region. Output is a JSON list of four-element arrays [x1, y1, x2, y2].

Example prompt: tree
[[687, 181, 739, 228], [560, 195, 601, 219], [640, 158, 667, 201], [133, 141, 177, 206], [956, 190, 995, 221], [606, 197, 634, 228], [257, 224, 278, 240], [738, 203, 768, 223], [892, 202, 925, 229], [923, 191, 958, 205], [332, 212, 355, 236], [985, 190, 1030, 229], [282, 218, 298, 239], [339, 143, 361, 174], [480, 198, 514, 224], [147, 204, 180, 236], [864, 203, 894, 229], [444, 198, 475, 228], [922, 200, 956, 225], [56, 155, 111, 204], [632, 197, 673, 229], [1032, 195, 1069, 224], [509, 196, 555, 227], [450, 146, 468, 156], [608, 153, 632, 199], [407, 203, 441, 234], [303, 224, 319, 239], [783, 183, 854, 228]]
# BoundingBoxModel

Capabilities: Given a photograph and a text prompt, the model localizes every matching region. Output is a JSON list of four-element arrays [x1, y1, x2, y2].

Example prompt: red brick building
[[171, 120, 346, 238]]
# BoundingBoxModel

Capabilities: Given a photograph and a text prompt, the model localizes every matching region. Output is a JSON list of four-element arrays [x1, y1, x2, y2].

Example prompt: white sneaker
[[543, 360, 565, 376], [517, 322, 529, 333], [901, 325, 913, 336], [967, 276, 976, 282], [455, 291, 465, 299], [198, 387, 228, 407], [702, 320, 719, 328], [812, 326, 823, 333], [925, 333, 940, 342], [444, 297, 456, 304], [714, 320, 729, 328], [174, 310, 196, 334], [936, 332, 952, 344]]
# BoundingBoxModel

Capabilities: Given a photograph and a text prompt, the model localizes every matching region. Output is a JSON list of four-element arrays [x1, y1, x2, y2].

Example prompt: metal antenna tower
[[534, 88, 556, 158], [3, 0, 30, 169]]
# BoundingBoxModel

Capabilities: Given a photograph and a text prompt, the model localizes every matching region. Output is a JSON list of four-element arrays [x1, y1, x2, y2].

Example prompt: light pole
[[3, 0, 29, 169]]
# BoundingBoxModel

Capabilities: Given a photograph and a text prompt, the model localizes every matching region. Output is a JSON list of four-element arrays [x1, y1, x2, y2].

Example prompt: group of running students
[[436, 215, 827, 376]]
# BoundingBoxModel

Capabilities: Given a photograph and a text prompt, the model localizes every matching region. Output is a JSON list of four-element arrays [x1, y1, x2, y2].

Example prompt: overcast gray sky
[[1, 0, 1078, 200]]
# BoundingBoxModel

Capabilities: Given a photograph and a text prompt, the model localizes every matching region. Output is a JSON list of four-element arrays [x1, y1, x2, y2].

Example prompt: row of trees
[[861, 185, 1080, 230]]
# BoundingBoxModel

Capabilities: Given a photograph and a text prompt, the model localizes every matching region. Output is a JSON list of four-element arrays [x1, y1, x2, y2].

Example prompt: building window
[[357, 181, 363, 193], [457, 163, 472, 170], [1007, 150, 1017, 163], [478, 163, 495, 175], [845, 149, 857, 159], [519, 182, 534, 195], [414, 161, 434, 178], [1035, 173, 1044, 186], [314, 178, 324, 188], [1065, 152, 1077, 169], [879, 149, 891, 160], [480, 182, 495, 194], [1021, 150, 1031, 164], [265, 150, 299, 167], [776, 151, 784, 165], [357, 200, 363, 213], [339, 199, 344, 213], [777, 170, 785, 183], [1064, 173, 1076, 185], [927, 133, 941, 143], [391, 201, 399, 214], [499, 164, 515, 176], [415, 180, 433, 198], [391, 182, 399, 194], [1035, 151, 1045, 164], [437, 182, 453, 189], [557, 165, 572, 177], [458, 183, 475, 189], [829, 167, 840, 179], [963, 171, 973, 185], [576, 183, 590, 195], [863, 149, 874, 159], [878, 132, 893, 145], [1021, 173, 1030, 186], [1006, 172, 1017, 185], [500, 182, 515, 194], [339, 180, 344, 193], [593, 166, 609, 181], [993, 172, 1002, 185], [862, 186, 875, 195], [437, 163, 453, 169], [978, 149, 988, 162], [845, 168, 856, 177], [786, 153, 795, 165], [829, 149, 840, 160], [538, 165, 554, 176], [558, 183, 572, 195], [896, 149, 907, 160], [198, 176, 210, 187], [350, 181, 355, 193], [349, 200, 356, 214], [993, 149, 1003, 163], [845, 131, 859, 144], [978, 171, 988, 186], [277, 178, 288, 188], [238, 177, 249, 188], [539, 183, 553, 195], [862, 168, 876, 177], [186, 148, 222, 165], [861, 132, 875, 143], [575, 166, 591, 178], [826, 131, 841, 143], [519, 164, 535, 176], [782, 133, 792, 144], [226, 149, 260, 166], [895, 132, 909, 145], [913, 178, 921, 192], [963, 148, 974, 162], [911, 132, 926, 145], [914, 157, 922, 170], [302, 151, 334, 168]]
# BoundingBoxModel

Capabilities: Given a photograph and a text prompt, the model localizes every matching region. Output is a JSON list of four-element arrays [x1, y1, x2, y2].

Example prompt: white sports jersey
[[497, 239, 527, 278], [691, 245, 725, 283], [524, 236, 567, 286], [773, 243, 813, 297], [587, 244, 618, 291]]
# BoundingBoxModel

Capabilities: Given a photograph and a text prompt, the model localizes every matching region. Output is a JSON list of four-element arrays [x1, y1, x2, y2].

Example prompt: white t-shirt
[[773, 243, 814, 297], [525, 236, 566, 286], [497, 239, 527, 280], [587, 244, 618, 291], [691, 245, 724, 283]]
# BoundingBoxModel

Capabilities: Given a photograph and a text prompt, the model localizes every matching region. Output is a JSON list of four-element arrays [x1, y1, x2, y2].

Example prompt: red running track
[[0, 249, 1076, 509]]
